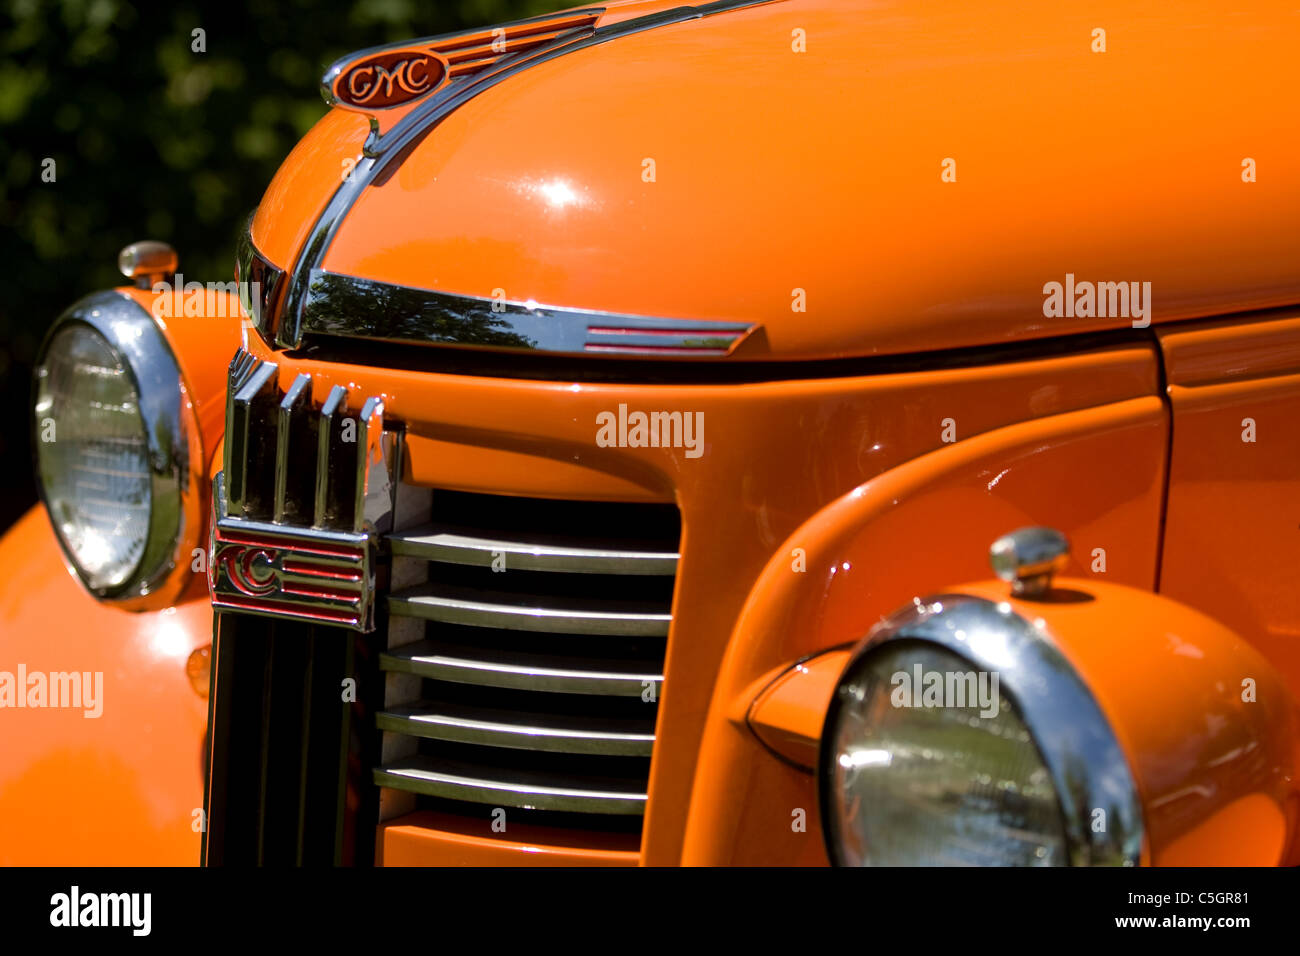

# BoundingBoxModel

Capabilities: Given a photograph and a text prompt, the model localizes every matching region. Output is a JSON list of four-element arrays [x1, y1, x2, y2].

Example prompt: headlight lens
[[32, 290, 201, 603], [823, 641, 1067, 866], [34, 324, 151, 589]]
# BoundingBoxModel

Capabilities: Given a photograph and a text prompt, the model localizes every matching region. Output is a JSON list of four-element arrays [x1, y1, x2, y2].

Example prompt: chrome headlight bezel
[[819, 593, 1145, 867], [32, 289, 203, 604]]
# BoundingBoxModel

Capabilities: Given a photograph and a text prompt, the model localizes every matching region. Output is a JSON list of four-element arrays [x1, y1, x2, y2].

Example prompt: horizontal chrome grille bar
[[388, 584, 671, 636], [374, 756, 647, 814], [380, 639, 662, 696], [374, 487, 678, 833], [376, 702, 655, 755], [388, 525, 678, 575]]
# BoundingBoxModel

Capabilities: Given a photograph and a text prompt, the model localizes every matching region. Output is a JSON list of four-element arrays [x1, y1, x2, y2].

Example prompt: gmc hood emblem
[[335, 50, 447, 109]]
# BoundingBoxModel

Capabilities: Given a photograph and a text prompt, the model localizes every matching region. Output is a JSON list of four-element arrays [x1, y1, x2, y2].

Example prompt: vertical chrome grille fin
[[274, 373, 313, 524], [227, 360, 278, 517], [314, 384, 348, 529], [355, 396, 385, 533]]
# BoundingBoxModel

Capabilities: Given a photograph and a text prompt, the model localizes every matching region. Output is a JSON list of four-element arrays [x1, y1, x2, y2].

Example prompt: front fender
[[0, 507, 211, 865], [682, 397, 1168, 864]]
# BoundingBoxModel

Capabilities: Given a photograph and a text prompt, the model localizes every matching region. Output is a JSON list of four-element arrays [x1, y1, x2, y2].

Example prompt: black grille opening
[[203, 616, 383, 866], [429, 488, 681, 545]]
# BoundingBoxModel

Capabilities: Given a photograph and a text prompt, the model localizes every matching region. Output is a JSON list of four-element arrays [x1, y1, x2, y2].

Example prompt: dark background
[[0, 0, 545, 534]]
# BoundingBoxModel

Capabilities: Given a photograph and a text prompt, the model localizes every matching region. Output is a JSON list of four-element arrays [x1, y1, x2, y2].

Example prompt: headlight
[[35, 324, 150, 589], [820, 594, 1143, 866], [32, 290, 202, 603]]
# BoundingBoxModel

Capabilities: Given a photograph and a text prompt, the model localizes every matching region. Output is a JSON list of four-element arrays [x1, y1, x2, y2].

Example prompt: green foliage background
[[0, 0, 549, 532]]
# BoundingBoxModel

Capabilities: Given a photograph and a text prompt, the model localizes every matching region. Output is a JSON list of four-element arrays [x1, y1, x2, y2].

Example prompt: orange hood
[[252, 0, 1300, 362]]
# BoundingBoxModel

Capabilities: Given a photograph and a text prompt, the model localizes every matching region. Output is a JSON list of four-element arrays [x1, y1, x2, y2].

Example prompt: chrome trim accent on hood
[[298, 269, 756, 356]]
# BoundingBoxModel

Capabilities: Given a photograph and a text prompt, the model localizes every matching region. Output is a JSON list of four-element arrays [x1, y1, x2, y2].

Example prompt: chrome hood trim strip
[[298, 269, 756, 356]]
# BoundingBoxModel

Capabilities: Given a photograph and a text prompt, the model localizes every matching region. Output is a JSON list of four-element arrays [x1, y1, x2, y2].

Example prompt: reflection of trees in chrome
[[303, 273, 536, 349], [1060, 751, 1136, 864]]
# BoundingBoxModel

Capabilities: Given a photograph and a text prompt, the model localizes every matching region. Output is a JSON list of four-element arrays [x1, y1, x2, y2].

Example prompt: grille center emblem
[[210, 476, 376, 629], [207, 349, 395, 632], [225, 547, 277, 596]]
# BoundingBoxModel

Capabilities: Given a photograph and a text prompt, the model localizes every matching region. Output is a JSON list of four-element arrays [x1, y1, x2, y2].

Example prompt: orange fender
[[0, 507, 211, 865], [682, 397, 1167, 864]]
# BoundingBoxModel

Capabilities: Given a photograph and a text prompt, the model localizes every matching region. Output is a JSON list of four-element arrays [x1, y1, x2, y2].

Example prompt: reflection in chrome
[[376, 701, 655, 756], [388, 525, 679, 575], [388, 583, 672, 636], [822, 594, 1145, 867], [989, 526, 1071, 598], [380, 639, 663, 696], [298, 269, 756, 355], [374, 755, 648, 814], [234, 213, 284, 340], [116, 240, 177, 288]]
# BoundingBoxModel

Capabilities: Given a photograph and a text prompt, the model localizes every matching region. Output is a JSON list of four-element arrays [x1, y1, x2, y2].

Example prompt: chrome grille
[[206, 347, 396, 865], [375, 489, 679, 830]]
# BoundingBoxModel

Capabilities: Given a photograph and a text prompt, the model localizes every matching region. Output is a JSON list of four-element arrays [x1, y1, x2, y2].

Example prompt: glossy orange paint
[[246, 0, 691, 277], [117, 285, 242, 474], [318, 0, 1300, 360], [9, 0, 1299, 869], [226, 340, 1158, 865], [1159, 311, 1300, 387], [0, 508, 211, 865], [379, 811, 638, 866], [220, 338, 1158, 865], [745, 651, 849, 770], [956, 579, 1300, 867], [250, 109, 372, 272], [1156, 313, 1300, 698], [683, 397, 1167, 864], [0, 283, 236, 863]]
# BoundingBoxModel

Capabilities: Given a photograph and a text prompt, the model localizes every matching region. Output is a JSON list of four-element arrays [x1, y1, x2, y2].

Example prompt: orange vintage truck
[[1, 0, 1297, 867]]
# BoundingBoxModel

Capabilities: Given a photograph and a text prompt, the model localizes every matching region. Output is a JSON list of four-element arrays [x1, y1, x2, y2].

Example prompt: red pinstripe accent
[[212, 594, 360, 625], [281, 559, 363, 581], [216, 529, 363, 560]]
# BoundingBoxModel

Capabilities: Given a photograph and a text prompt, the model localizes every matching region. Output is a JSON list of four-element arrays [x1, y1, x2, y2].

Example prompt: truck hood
[[253, 0, 1300, 362]]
